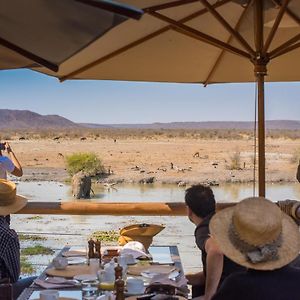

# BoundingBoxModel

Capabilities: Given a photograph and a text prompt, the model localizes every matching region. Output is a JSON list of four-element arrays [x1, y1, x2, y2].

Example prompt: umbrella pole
[[253, 0, 267, 197], [254, 61, 267, 197], [256, 70, 265, 197]]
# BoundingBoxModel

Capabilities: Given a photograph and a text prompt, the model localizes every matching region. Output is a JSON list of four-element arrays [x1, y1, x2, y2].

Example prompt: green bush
[[91, 230, 119, 243], [19, 234, 46, 241], [66, 152, 105, 176], [21, 245, 54, 255]]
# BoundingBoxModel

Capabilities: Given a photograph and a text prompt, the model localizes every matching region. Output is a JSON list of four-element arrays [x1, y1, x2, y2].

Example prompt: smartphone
[[0, 143, 5, 151]]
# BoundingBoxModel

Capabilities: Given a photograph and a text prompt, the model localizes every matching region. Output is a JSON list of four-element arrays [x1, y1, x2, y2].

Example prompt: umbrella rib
[[270, 41, 300, 59], [204, 1, 251, 86], [199, 0, 255, 57], [75, 0, 143, 20], [269, 33, 300, 59], [59, 0, 231, 81], [149, 11, 251, 59], [144, 0, 200, 12], [272, 0, 300, 26], [0, 36, 58, 72], [262, 0, 291, 54]]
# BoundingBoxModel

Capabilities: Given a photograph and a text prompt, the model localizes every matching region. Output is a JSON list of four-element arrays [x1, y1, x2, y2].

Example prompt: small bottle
[[114, 263, 123, 281], [115, 277, 125, 300], [95, 239, 102, 265], [88, 238, 95, 265]]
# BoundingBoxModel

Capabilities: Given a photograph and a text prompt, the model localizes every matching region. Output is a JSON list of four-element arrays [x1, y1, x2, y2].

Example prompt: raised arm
[[203, 237, 223, 300], [5, 142, 23, 177]]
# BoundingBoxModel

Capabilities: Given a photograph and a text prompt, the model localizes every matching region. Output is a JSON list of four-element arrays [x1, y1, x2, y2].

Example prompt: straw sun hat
[[118, 223, 165, 250], [0, 179, 27, 215], [210, 197, 300, 270]]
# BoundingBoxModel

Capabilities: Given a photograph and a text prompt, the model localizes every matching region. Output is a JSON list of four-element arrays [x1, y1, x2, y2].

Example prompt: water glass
[[81, 279, 99, 300]]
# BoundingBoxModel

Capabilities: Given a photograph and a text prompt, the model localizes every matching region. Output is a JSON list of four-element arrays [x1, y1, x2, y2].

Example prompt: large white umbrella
[[34, 0, 300, 196]]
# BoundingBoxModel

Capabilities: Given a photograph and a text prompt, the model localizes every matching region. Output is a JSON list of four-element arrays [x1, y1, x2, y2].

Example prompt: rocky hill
[[0, 109, 79, 129]]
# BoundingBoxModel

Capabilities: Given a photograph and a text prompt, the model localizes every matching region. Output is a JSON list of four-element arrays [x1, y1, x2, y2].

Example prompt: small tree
[[66, 152, 105, 176]]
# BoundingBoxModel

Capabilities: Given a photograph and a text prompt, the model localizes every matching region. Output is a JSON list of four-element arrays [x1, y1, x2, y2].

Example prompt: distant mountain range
[[0, 109, 79, 129], [81, 120, 300, 130], [1, 109, 300, 130]]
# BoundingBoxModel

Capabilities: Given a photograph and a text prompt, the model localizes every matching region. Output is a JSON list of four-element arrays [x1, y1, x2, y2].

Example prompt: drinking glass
[[81, 279, 99, 300]]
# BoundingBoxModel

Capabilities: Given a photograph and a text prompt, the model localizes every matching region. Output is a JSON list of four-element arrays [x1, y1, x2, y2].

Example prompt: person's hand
[[186, 272, 205, 286], [4, 142, 12, 153]]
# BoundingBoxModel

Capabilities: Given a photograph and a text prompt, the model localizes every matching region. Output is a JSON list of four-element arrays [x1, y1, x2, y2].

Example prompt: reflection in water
[[14, 181, 300, 203], [219, 184, 241, 202]]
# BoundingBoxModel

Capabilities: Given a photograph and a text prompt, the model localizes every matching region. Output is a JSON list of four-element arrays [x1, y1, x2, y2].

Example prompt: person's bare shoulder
[[205, 236, 223, 254]]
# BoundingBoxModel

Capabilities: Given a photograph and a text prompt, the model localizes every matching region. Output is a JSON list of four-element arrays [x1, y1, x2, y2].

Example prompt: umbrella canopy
[[0, 0, 143, 72], [34, 0, 300, 197]]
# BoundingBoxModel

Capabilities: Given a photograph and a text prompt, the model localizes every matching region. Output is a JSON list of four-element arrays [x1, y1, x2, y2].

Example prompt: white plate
[[67, 257, 87, 265], [73, 274, 97, 281], [141, 270, 179, 279]]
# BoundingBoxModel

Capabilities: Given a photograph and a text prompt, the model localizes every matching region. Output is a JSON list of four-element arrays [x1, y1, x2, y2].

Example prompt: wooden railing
[[16, 202, 236, 215]]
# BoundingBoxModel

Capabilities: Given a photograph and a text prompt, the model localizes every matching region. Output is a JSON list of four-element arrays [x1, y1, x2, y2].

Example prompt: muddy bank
[[19, 166, 298, 186], [21, 167, 68, 182]]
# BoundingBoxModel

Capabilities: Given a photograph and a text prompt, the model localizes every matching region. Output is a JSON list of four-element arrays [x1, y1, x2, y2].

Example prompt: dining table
[[17, 245, 186, 300]]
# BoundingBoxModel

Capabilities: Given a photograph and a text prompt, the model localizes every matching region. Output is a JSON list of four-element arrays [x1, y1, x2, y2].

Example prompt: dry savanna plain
[[3, 129, 300, 185]]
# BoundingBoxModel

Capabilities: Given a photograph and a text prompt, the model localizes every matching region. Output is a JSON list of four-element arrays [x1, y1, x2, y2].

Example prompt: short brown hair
[[185, 184, 215, 218]]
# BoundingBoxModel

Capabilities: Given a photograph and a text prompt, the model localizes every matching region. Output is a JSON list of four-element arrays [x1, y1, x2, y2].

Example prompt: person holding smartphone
[[0, 142, 23, 179]]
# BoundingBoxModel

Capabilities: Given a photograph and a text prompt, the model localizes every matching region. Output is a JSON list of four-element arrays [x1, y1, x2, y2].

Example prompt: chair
[[0, 278, 12, 300]]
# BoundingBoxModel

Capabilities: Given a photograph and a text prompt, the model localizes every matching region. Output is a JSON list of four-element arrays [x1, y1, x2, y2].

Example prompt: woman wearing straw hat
[[210, 197, 300, 300], [0, 179, 34, 299]]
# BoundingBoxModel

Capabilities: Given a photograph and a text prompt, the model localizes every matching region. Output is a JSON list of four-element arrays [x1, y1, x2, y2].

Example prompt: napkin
[[34, 278, 79, 289], [120, 241, 151, 259]]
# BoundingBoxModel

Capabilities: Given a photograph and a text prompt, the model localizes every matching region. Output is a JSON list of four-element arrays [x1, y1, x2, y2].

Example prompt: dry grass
[[1, 128, 300, 141], [1, 128, 299, 184]]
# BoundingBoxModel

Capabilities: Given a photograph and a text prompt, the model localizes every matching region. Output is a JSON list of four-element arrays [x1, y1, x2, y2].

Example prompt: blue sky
[[0, 69, 299, 124]]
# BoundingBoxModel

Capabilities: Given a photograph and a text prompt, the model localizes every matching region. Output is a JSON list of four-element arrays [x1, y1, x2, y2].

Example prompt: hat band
[[229, 222, 282, 264]]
